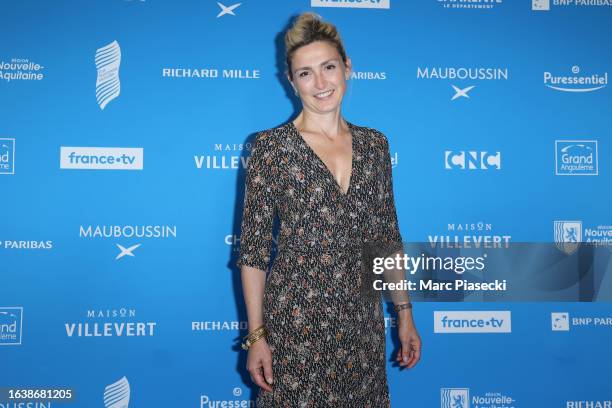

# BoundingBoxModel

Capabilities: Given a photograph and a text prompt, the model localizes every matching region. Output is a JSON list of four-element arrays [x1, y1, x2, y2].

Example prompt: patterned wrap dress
[[236, 121, 403, 407]]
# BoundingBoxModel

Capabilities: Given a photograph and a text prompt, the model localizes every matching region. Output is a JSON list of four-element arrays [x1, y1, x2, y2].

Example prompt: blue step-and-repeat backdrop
[[2, 0, 611, 407]]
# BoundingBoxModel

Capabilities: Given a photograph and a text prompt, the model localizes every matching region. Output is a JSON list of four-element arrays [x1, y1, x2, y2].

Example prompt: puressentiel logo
[[104, 376, 130, 408], [0, 307, 23, 345], [0, 138, 15, 175], [311, 0, 390, 9], [555, 140, 598, 176], [60, 147, 143, 170], [434, 311, 511, 333], [545, 66, 607, 93]]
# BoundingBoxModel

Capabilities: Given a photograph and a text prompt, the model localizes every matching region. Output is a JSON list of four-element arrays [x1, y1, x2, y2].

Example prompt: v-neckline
[[290, 120, 355, 197]]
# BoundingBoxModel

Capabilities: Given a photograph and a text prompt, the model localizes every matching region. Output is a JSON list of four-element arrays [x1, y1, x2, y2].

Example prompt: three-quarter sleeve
[[373, 133, 404, 253], [236, 132, 276, 272]]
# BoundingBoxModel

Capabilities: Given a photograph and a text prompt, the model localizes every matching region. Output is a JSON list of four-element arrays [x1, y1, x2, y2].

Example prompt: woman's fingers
[[249, 362, 273, 392], [263, 356, 274, 385], [406, 341, 421, 368]]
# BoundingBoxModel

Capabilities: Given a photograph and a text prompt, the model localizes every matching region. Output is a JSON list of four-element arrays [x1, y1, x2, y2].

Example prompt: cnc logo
[[445, 150, 501, 170]]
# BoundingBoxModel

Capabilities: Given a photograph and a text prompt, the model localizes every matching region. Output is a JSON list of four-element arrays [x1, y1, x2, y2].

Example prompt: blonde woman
[[237, 12, 421, 406]]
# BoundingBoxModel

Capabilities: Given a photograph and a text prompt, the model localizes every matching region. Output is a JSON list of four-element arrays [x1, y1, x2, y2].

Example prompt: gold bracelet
[[241, 326, 267, 350], [394, 302, 412, 312]]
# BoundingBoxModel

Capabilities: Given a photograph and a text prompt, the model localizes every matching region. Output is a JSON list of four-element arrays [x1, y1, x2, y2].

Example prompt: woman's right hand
[[246, 338, 274, 392]]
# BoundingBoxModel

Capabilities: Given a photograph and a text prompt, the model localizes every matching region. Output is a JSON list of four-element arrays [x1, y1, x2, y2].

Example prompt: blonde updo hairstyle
[[284, 12, 348, 81]]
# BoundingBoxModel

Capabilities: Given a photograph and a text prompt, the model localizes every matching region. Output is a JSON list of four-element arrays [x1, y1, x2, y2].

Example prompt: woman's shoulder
[[348, 121, 390, 148], [251, 122, 293, 153]]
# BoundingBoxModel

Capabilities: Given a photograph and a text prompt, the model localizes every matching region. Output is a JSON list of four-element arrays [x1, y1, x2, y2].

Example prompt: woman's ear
[[344, 57, 352, 80]]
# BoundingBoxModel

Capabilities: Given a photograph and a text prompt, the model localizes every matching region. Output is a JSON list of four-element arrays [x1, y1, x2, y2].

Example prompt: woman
[[237, 12, 421, 407]]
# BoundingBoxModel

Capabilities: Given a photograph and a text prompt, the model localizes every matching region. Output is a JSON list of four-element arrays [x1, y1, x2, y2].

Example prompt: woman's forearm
[[241, 266, 267, 331]]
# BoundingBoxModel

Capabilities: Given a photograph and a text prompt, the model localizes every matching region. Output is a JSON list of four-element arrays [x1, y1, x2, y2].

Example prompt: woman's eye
[[299, 71, 309, 78], [326, 64, 336, 70]]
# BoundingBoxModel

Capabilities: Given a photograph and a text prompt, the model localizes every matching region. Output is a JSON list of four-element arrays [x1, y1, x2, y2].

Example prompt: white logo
[[60, 147, 143, 170], [217, 2, 241, 17], [162, 67, 260, 79], [311, 0, 390, 9], [0, 58, 45, 82], [552, 312, 570, 331], [192, 320, 247, 331], [116, 243, 141, 260], [545, 66, 607, 93], [66, 308, 156, 338], [554, 221, 582, 255], [438, 0, 503, 10], [434, 311, 511, 333], [534, 0, 612, 10], [441, 388, 469, 408], [1, 240, 53, 250], [200, 388, 255, 408], [451, 85, 475, 100], [0, 307, 23, 346], [95, 40, 122, 110], [429, 222, 511, 248], [417, 67, 508, 99], [104, 376, 130, 408], [532, 0, 550, 10], [0, 138, 15, 175], [350, 71, 387, 80], [555, 140, 598, 176], [445, 151, 501, 170]]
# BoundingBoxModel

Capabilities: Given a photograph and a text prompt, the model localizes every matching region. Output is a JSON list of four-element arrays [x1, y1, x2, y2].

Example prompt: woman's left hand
[[396, 311, 421, 369]]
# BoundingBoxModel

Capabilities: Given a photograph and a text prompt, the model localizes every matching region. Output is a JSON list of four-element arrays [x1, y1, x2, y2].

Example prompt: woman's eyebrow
[[294, 58, 340, 73]]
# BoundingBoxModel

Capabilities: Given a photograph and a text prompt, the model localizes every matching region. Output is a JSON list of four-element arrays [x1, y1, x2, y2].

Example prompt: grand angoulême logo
[[0, 307, 23, 346], [0, 138, 15, 175], [95, 40, 122, 110], [554, 220, 582, 255], [104, 376, 130, 408]]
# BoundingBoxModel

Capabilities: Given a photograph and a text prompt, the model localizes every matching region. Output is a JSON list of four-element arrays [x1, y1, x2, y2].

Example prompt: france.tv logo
[[441, 388, 469, 408], [0, 307, 23, 345], [0, 138, 15, 175], [555, 140, 598, 176]]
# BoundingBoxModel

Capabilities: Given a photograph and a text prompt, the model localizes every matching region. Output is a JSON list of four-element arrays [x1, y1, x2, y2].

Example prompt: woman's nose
[[313, 72, 326, 90]]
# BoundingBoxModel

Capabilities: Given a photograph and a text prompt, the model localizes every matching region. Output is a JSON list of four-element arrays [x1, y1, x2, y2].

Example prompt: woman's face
[[289, 40, 351, 115]]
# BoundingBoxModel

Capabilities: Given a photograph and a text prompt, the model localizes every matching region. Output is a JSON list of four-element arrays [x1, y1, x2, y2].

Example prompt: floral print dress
[[237, 120, 403, 407]]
